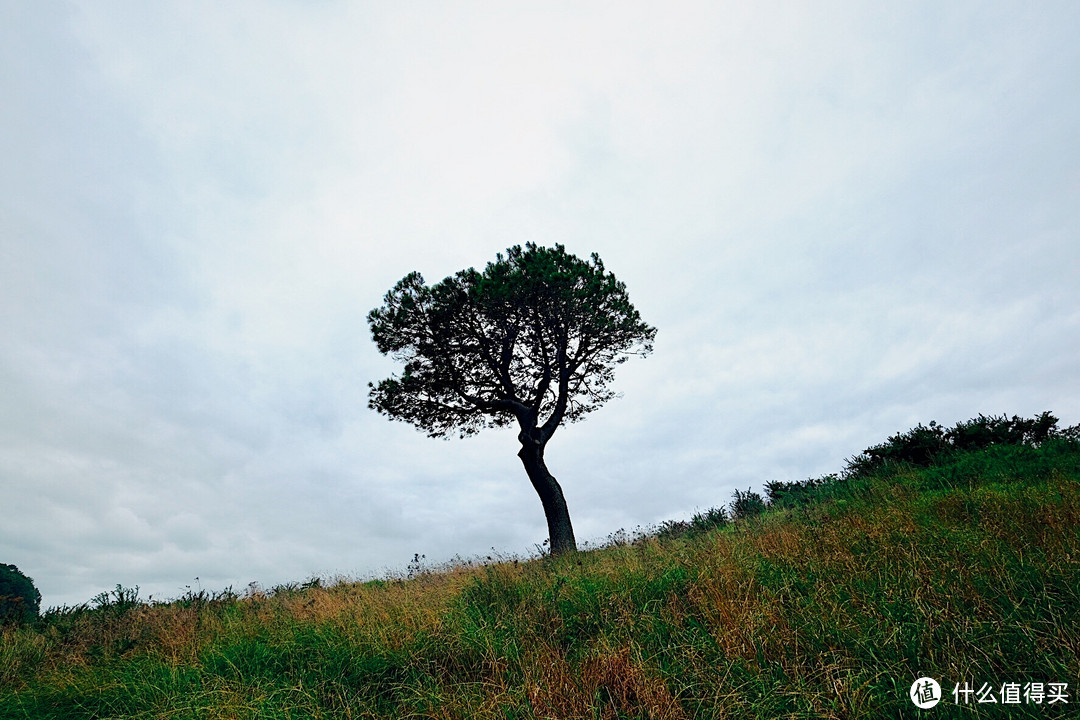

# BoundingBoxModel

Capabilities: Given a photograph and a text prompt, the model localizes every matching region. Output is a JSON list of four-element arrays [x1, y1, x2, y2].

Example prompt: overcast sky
[[3, 1, 1079, 609]]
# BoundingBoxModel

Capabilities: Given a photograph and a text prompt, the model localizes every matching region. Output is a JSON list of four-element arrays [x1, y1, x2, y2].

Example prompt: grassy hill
[[2, 425, 1078, 718]]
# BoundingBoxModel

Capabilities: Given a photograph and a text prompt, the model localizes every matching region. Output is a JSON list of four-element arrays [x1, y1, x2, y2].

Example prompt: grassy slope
[[2, 441, 1078, 719]]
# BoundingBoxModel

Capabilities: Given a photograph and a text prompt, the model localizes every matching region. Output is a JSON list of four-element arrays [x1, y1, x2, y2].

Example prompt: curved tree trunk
[[517, 439, 577, 555]]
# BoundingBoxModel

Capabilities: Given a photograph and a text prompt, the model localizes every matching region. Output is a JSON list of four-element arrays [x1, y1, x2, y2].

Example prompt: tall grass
[[2, 439, 1078, 718]]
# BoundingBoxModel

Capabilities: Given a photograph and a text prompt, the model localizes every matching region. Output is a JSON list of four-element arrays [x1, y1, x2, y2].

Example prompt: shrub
[[843, 412, 1069, 479], [654, 518, 692, 540], [730, 488, 766, 521], [945, 412, 1058, 450], [690, 506, 730, 532], [0, 564, 42, 625], [844, 422, 948, 478], [92, 585, 142, 615], [764, 477, 827, 508], [653, 507, 729, 540]]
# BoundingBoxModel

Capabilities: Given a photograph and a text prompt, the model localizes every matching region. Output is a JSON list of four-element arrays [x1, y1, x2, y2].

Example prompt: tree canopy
[[368, 243, 655, 554], [0, 563, 41, 625], [368, 243, 655, 440]]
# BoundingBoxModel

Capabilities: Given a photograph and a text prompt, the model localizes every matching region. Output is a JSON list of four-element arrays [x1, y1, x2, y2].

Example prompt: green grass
[[2, 439, 1078, 719]]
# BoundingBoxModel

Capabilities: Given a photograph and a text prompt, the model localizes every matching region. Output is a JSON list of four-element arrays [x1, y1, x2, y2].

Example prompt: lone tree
[[368, 243, 655, 555]]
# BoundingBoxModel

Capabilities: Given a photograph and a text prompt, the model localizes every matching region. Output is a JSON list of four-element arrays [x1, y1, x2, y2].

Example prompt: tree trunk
[[517, 438, 577, 555]]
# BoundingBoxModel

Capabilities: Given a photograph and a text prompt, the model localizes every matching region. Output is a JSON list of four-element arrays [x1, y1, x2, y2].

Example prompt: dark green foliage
[[653, 518, 694, 539], [764, 476, 827, 508], [92, 585, 142, 615], [690, 505, 730, 532], [947, 411, 1059, 449], [730, 487, 766, 520], [367, 243, 655, 439], [843, 421, 949, 477], [655, 506, 729, 539], [0, 563, 41, 625], [844, 411, 1071, 479]]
